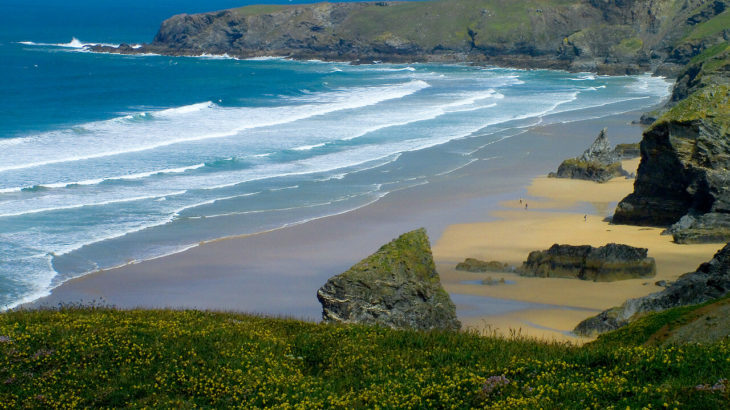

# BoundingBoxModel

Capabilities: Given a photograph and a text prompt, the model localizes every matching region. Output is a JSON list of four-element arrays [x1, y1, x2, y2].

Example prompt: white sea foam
[[341, 89, 503, 141], [0, 191, 187, 218], [0, 66, 676, 312], [292, 143, 326, 151], [17, 37, 120, 49], [0, 80, 430, 173], [360, 65, 417, 72], [155, 102, 214, 117], [244, 56, 287, 61], [193, 53, 239, 60], [0, 163, 205, 193]]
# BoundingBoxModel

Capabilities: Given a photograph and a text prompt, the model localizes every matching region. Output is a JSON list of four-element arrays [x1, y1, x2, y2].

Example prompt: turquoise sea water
[[0, 1, 672, 309]]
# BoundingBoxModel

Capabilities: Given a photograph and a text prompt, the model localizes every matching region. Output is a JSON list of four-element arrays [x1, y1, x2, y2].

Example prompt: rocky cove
[[52, 0, 730, 335]]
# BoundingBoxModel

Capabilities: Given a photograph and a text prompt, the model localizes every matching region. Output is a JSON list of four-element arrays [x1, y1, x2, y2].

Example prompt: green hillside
[[1, 307, 728, 408]]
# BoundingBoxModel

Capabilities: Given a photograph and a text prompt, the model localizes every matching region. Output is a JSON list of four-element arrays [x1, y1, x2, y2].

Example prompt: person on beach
[[584, 214, 587, 222], [525, 203, 528, 210]]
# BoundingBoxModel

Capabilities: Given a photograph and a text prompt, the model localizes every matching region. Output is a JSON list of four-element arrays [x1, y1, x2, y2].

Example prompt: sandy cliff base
[[433, 159, 723, 343]]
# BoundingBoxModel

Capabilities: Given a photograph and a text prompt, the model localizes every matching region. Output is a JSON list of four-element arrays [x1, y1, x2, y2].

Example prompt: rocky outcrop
[[316, 228, 460, 330], [664, 213, 730, 244], [548, 129, 629, 183], [89, 0, 727, 74], [612, 84, 730, 241], [455, 258, 510, 273], [575, 242, 730, 336], [521, 243, 656, 282]]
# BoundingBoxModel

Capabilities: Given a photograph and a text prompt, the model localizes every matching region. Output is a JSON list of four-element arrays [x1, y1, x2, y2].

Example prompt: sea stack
[[548, 128, 629, 183], [316, 228, 460, 331]]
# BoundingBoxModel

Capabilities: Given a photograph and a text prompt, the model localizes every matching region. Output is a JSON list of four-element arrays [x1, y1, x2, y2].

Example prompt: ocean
[[0, 0, 672, 310]]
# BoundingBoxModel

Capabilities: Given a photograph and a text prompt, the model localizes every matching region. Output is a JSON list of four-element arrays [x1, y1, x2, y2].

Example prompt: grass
[[0, 306, 728, 408], [611, 37, 644, 57], [659, 84, 730, 127], [682, 9, 730, 42], [591, 295, 730, 348], [336, 0, 579, 49]]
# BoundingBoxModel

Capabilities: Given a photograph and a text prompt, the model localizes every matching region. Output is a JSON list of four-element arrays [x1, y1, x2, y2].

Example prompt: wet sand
[[27, 109, 722, 342], [434, 158, 723, 342]]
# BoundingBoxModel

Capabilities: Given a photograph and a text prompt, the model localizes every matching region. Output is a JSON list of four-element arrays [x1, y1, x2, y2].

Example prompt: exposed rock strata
[[521, 243, 656, 282], [317, 229, 460, 330], [613, 84, 730, 242], [575, 242, 730, 336], [549, 128, 629, 183]]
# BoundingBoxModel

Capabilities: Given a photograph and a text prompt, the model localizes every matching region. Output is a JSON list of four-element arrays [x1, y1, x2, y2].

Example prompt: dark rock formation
[[549, 129, 629, 183], [316, 228, 460, 330], [521, 243, 656, 282], [665, 213, 730, 244], [613, 84, 730, 241], [575, 242, 730, 336], [89, 0, 728, 74], [455, 258, 510, 273]]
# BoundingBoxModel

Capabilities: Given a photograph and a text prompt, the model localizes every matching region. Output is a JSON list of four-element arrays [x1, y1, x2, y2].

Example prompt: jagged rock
[[521, 243, 656, 282], [455, 258, 509, 273], [575, 242, 730, 336], [316, 228, 460, 330], [613, 85, 730, 234], [580, 128, 616, 163], [666, 213, 730, 244], [548, 129, 629, 183]]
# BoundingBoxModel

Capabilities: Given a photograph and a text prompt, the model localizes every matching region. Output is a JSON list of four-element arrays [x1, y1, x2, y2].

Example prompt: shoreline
[[25, 107, 721, 341]]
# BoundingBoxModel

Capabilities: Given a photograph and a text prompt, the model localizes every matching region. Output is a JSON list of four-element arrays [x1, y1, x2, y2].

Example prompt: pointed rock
[[548, 128, 628, 183], [580, 128, 617, 164], [317, 228, 460, 330]]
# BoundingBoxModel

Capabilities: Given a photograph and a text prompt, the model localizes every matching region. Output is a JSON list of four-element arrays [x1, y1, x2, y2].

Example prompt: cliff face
[[613, 83, 730, 240], [95, 0, 726, 74], [610, 4, 730, 240]]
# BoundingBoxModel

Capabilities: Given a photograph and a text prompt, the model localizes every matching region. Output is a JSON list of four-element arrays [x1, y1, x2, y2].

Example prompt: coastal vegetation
[[1, 306, 729, 408], [9, 0, 730, 407]]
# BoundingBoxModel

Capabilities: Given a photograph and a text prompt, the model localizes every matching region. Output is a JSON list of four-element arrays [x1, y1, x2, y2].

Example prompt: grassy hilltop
[[1, 305, 729, 408], [102, 0, 727, 75]]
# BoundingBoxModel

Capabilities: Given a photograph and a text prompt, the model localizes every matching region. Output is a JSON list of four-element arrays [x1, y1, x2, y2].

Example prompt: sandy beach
[[434, 158, 723, 342], [27, 108, 722, 342]]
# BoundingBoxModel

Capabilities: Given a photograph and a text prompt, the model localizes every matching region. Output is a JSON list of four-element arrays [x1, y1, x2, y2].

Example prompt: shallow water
[[0, 1, 672, 310]]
